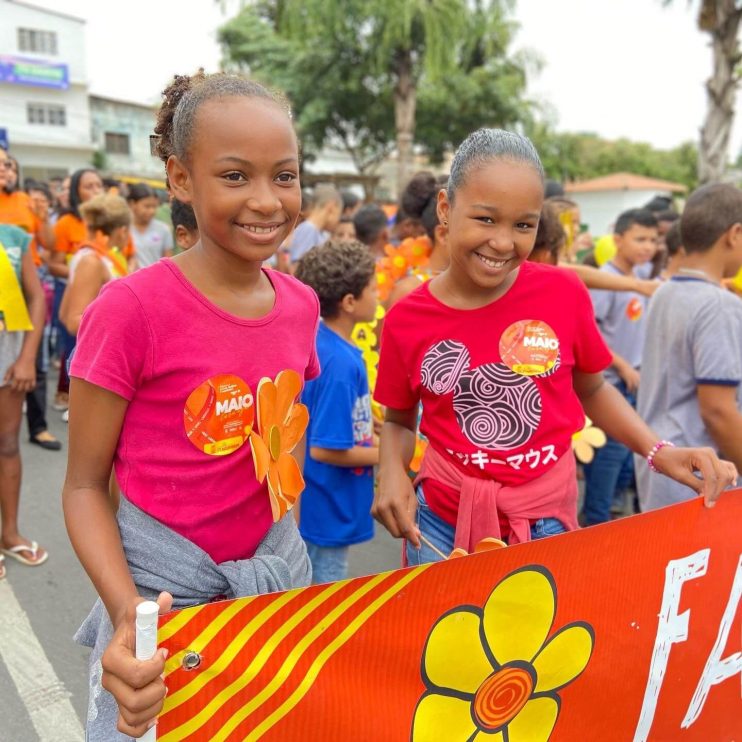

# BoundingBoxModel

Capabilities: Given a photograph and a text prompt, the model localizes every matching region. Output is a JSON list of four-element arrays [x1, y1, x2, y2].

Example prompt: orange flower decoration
[[400, 235, 432, 268], [410, 435, 428, 474], [249, 370, 309, 521]]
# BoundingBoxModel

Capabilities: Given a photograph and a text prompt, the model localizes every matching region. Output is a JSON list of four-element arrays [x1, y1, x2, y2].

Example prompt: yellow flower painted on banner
[[572, 416, 607, 464], [412, 566, 594, 742]]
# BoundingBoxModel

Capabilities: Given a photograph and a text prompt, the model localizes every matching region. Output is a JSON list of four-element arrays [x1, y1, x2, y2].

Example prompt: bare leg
[[0, 385, 47, 563]]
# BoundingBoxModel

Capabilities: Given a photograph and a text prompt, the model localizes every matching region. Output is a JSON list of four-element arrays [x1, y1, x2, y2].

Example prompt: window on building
[[104, 132, 131, 155], [17, 27, 58, 55], [27, 103, 66, 126]]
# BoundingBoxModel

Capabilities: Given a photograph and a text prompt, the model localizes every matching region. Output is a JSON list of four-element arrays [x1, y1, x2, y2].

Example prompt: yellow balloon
[[594, 235, 617, 266], [733, 267, 742, 292]]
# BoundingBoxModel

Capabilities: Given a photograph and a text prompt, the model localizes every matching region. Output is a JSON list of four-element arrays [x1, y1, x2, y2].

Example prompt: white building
[[565, 173, 687, 235], [0, 0, 95, 181], [89, 95, 164, 185]]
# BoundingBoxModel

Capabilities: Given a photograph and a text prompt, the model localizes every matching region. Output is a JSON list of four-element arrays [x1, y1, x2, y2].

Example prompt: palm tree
[[670, 1, 742, 182], [281, 0, 467, 195]]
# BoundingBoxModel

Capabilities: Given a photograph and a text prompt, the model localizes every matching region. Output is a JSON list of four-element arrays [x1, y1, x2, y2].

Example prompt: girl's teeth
[[477, 253, 506, 268], [246, 225, 276, 233]]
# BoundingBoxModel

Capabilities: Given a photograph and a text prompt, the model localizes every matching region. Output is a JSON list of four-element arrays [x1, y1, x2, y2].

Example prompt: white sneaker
[[62, 409, 69, 423]]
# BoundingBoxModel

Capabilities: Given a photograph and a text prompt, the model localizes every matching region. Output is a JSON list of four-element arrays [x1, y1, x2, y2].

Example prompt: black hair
[[294, 239, 376, 318], [64, 168, 101, 219], [614, 208, 658, 235], [128, 182, 157, 202], [171, 198, 197, 232], [531, 202, 565, 264], [448, 129, 544, 202], [681, 183, 742, 253], [656, 209, 679, 223], [353, 204, 388, 246], [401, 171, 443, 240], [544, 180, 565, 199], [665, 221, 683, 257], [643, 195, 674, 213], [341, 189, 360, 212], [153, 71, 291, 168], [102, 177, 121, 191], [27, 181, 52, 203]]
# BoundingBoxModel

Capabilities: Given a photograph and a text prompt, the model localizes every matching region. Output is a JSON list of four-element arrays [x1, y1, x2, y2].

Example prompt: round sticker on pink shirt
[[183, 374, 254, 456]]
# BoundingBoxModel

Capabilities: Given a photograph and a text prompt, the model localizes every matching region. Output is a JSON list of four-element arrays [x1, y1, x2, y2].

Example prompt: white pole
[[135, 601, 160, 742]]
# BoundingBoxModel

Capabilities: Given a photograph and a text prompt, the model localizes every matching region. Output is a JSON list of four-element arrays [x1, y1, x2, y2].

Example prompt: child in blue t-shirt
[[295, 240, 379, 583]]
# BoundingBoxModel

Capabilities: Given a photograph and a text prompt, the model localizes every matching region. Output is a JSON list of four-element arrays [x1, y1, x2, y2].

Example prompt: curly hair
[[153, 70, 292, 167], [401, 171, 440, 240], [79, 194, 131, 235], [295, 240, 376, 319]]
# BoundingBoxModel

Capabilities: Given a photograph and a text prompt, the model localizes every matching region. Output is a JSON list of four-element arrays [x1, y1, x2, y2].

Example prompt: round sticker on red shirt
[[499, 320, 560, 376], [183, 374, 254, 456]]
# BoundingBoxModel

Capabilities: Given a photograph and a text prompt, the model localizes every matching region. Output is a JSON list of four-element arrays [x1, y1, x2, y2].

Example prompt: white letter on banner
[[633, 549, 710, 742], [682, 554, 742, 728]]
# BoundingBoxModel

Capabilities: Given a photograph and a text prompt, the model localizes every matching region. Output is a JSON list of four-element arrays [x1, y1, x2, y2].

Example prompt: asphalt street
[[0, 382, 400, 742]]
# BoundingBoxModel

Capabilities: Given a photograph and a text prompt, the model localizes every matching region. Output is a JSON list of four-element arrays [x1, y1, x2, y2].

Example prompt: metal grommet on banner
[[182, 651, 202, 671]]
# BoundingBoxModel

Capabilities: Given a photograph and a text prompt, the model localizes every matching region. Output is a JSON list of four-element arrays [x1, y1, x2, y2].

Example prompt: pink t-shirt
[[71, 259, 320, 563], [375, 261, 611, 526]]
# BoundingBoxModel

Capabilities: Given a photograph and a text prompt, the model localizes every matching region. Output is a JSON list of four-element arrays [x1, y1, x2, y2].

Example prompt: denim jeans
[[582, 378, 636, 525], [305, 541, 349, 584], [406, 486, 568, 566]]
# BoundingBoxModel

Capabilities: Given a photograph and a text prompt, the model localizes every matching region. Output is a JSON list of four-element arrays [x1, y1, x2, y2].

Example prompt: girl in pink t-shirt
[[63, 71, 320, 739], [373, 128, 737, 567]]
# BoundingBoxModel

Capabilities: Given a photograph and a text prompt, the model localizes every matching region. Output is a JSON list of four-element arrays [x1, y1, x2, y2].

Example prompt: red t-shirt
[[375, 261, 612, 526]]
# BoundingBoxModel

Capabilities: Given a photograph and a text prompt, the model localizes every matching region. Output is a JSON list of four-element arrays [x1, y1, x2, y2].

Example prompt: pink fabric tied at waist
[[414, 445, 579, 554]]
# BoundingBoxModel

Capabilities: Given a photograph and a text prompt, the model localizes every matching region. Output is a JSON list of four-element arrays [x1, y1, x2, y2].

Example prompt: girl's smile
[[236, 220, 289, 243], [473, 251, 516, 272]]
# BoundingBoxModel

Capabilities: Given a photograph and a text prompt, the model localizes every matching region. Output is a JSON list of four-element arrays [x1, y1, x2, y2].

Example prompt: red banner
[[154, 492, 742, 741]]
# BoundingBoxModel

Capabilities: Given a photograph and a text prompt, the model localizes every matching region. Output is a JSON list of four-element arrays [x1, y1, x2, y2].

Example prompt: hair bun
[[401, 171, 438, 220]]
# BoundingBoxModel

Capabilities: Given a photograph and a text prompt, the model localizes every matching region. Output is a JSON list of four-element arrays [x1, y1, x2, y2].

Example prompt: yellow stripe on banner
[[160, 589, 302, 721], [211, 569, 427, 742], [158, 604, 207, 644], [246, 565, 429, 741], [164, 600, 249, 678], [158, 580, 348, 741]]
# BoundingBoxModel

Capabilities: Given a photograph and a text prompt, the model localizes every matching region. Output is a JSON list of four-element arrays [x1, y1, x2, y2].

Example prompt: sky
[[35, 0, 742, 157]]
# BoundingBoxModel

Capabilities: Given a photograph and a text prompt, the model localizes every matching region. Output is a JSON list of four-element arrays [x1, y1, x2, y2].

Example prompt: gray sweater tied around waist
[[75, 496, 311, 741]]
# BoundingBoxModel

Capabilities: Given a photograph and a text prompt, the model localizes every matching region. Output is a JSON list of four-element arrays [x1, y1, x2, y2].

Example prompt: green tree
[[528, 126, 699, 189], [220, 0, 532, 194], [220, 5, 396, 179]]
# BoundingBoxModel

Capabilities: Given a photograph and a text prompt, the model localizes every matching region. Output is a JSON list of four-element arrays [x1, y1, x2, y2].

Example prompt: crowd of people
[[0, 69, 740, 738]]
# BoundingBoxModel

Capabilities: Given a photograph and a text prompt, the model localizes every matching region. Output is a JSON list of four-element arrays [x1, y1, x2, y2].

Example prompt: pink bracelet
[[647, 440, 675, 473]]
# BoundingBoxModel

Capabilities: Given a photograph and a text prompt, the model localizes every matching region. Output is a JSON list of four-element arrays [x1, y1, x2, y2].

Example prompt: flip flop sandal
[[1, 541, 48, 567]]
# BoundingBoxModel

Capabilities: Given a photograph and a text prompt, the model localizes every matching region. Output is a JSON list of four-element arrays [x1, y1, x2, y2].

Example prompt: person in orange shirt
[[49, 168, 105, 411], [0, 154, 60, 449], [0, 156, 55, 266]]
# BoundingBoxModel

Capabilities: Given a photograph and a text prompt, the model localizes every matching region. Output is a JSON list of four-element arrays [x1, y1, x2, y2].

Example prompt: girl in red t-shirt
[[373, 128, 737, 566]]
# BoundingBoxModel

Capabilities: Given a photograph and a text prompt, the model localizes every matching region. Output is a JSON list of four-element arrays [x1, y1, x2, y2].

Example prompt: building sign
[[0, 55, 69, 90]]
